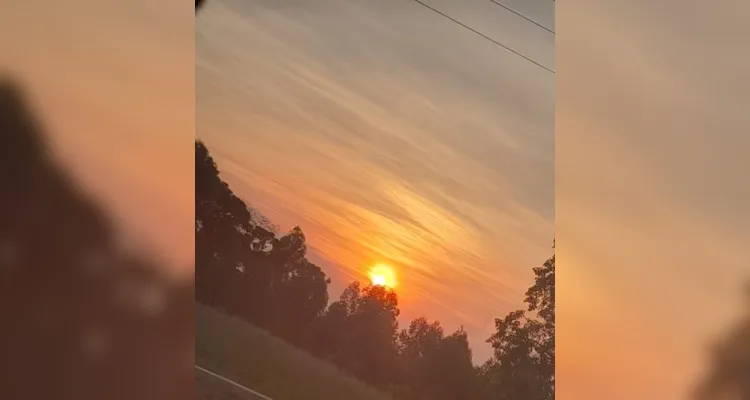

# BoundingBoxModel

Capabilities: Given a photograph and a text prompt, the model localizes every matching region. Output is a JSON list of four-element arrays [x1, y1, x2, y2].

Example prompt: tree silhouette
[[397, 318, 477, 400], [0, 79, 193, 400], [313, 282, 400, 386], [195, 140, 329, 344], [481, 248, 555, 400]]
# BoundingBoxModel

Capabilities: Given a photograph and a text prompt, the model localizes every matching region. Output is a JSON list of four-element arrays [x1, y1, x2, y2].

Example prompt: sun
[[368, 264, 397, 289]]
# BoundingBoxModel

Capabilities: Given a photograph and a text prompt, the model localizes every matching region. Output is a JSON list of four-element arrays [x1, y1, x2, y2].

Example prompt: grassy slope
[[196, 304, 392, 400]]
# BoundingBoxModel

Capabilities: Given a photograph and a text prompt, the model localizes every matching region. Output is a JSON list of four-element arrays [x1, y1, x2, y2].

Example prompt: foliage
[[396, 318, 477, 400], [480, 251, 555, 400], [310, 282, 400, 386], [196, 141, 330, 348]]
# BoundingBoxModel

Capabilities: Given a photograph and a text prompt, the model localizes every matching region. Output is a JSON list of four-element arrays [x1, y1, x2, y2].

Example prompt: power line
[[489, 0, 555, 34], [410, 0, 554, 74]]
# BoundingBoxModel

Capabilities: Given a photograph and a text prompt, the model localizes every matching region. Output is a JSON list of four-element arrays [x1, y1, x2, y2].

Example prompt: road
[[195, 365, 273, 400]]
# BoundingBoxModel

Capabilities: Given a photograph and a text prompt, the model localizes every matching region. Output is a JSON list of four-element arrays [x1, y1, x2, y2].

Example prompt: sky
[[556, 0, 750, 399], [197, 0, 554, 362], [0, 0, 194, 279]]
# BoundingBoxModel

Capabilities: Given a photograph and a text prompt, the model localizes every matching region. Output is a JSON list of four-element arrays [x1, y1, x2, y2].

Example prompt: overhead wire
[[410, 0, 554, 74], [488, 0, 555, 34]]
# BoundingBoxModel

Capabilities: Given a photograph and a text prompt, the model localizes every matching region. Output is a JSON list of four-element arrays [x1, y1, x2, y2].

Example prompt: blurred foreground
[[0, 0, 193, 397], [0, 80, 194, 400]]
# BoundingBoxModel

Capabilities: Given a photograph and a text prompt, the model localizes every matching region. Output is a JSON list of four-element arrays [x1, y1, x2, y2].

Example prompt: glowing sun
[[368, 264, 397, 289]]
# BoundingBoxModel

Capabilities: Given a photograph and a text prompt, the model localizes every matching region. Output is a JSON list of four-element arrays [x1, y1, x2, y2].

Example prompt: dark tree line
[[196, 140, 554, 399]]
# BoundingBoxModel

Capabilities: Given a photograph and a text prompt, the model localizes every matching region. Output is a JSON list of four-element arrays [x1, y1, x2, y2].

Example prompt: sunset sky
[[197, 0, 554, 361], [557, 0, 750, 398]]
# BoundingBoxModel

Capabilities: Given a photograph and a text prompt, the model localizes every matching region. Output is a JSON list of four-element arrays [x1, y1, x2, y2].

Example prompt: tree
[[482, 246, 555, 400], [194, 141, 330, 341], [313, 282, 400, 387], [270, 230, 330, 345], [195, 141, 254, 309], [397, 318, 477, 400], [434, 329, 478, 399]]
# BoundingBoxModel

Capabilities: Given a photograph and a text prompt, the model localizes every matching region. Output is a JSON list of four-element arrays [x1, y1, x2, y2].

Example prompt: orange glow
[[368, 264, 398, 289]]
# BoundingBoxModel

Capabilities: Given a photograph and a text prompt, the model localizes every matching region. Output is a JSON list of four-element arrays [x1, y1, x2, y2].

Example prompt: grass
[[196, 304, 392, 400]]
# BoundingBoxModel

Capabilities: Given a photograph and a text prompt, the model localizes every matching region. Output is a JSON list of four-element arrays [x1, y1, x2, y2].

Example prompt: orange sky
[[557, 0, 750, 398], [197, 0, 554, 361]]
